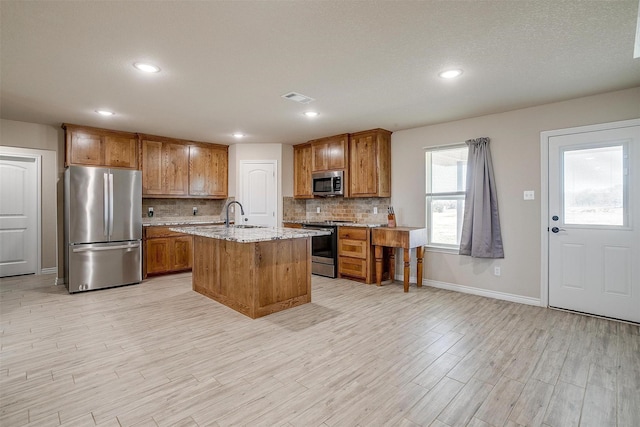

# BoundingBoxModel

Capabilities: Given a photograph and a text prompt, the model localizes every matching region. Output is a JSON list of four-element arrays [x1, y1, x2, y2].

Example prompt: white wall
[[391, 87, 640, 301], [281, 144, 294, 197], [0, 119, 64, 276]]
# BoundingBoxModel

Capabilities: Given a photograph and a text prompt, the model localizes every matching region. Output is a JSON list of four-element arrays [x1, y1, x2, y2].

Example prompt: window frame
[[425, 143, 469, 250]]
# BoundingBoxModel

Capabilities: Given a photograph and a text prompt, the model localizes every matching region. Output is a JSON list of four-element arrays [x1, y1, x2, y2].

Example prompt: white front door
[[239, 161, 277, 227], [0, 154, 39, 277], [548, 123, 640, 323]]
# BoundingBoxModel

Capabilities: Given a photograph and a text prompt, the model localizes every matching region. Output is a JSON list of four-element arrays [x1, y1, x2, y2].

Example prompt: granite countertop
[[143, 216, 226, 227], [283, 219, 386, 228], [170, 225, 331, 243]]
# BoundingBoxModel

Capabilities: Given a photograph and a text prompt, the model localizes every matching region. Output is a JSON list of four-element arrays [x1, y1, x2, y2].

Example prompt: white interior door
[[548, 124, 640, 323], [239, 161, 277, 227], [0, 154, 39, 277]]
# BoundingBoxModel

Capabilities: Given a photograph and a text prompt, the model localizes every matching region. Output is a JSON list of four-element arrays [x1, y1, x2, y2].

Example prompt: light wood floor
[[1, 273, 639, 427]]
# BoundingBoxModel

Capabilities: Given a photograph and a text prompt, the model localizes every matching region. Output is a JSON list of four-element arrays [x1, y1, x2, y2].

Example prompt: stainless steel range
[[302, 220, 355, 278]]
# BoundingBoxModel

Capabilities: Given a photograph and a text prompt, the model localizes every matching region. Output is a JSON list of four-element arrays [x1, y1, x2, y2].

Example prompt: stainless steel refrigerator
[[64, 166, 142, 293]]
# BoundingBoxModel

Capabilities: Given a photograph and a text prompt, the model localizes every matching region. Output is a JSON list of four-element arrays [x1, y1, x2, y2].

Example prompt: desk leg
[[403, 248, 410, 292], [375, 245, 383, 286], [389, 249, 395, 283], [416, 246, 424, 288]]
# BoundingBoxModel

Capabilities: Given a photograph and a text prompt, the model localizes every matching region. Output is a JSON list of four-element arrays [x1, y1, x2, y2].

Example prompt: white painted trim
[[0, 150, 42, 276], [40, 267, 57, 275], [424, 279, 542, 307], [539, 118, 640, 309], [35, 155, 42, 275]]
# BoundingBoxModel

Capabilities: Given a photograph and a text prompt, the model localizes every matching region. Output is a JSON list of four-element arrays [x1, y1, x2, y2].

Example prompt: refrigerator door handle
[[72, 242, 141, 253], [108, 172, 114, 237], [103, 173, 109, 236]]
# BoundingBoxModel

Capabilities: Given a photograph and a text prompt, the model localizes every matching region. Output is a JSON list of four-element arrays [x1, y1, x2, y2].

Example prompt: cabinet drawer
[[338, 239, 367, 259], [145, 226, 186, 239], [338, 227, 368, 241], [339, 256, 367, 279], [283, 222, 303, 229]]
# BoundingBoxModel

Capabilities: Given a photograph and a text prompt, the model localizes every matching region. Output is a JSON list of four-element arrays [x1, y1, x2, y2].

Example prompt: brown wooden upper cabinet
[[293, 143, 313, 198], [141, 135, 228, 199], [63, 124, 139, 169], [141, 138, 189, 196], [189, 145, 228, 197], [349, 129, 391, 198], [310, 133, 348, 172]]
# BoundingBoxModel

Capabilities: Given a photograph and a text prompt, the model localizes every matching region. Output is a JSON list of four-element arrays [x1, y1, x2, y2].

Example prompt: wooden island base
[[192, 235, 312, 319]]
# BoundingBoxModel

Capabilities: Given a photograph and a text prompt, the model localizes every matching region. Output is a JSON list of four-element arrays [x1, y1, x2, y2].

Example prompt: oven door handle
[[303, 226, 334, 233]]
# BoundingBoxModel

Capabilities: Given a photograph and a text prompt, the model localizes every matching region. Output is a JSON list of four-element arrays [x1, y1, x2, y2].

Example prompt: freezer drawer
[[68, 241, 142, 293]]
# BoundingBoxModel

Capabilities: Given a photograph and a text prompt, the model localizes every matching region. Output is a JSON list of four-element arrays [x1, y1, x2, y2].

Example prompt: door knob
[[551, 227, 566, 233]]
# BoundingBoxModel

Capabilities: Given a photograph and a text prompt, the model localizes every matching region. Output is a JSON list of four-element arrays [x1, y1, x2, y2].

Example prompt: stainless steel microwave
[[312, 170, 344, 196]]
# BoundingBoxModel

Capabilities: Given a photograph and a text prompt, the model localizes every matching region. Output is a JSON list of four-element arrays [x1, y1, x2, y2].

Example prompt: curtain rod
[[423, 141, 466, 150]]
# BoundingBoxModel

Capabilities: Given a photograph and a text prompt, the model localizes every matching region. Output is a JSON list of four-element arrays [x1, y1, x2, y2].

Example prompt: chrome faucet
[[225, 201, 245, 227]]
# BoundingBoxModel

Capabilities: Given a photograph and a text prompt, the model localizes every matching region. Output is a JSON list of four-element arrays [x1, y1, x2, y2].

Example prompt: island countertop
[[170, 225, 331, 243]]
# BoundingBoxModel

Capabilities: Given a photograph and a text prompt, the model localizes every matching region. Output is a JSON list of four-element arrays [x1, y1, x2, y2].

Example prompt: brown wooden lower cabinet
[[144, 226, 193, 277], [338, 226, 385, 284]]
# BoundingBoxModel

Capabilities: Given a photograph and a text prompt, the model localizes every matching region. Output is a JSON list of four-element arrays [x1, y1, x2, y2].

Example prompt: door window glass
[[563, 144, 626, 226]]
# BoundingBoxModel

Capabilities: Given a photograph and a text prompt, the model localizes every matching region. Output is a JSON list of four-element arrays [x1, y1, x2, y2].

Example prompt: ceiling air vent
[[281, 92, 315, 104]]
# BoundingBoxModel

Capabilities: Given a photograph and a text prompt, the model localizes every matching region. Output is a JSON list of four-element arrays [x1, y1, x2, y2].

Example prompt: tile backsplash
[[283, 197, 390, 224], [142, 198, 230, 218]]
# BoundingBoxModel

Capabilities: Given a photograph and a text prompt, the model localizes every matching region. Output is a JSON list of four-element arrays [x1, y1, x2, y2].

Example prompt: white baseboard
[[40, 267, 57, 275], [416, 277, 542, 307]]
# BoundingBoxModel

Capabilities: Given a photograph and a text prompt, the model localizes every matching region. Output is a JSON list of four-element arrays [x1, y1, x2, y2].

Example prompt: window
[[562, 144, 627, 226], [425, 144, 468, 249]]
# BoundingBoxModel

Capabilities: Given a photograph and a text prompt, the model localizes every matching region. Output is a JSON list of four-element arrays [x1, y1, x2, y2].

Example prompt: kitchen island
[[170, 225, 330, 318]]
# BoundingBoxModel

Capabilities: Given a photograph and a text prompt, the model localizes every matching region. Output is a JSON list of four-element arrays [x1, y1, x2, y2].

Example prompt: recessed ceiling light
[[303, 111, 319, 117], [133, 62, 161, 73], [232, 133, 245, 138], [95, 109, 115, 116], [439, 69, 463, 79]]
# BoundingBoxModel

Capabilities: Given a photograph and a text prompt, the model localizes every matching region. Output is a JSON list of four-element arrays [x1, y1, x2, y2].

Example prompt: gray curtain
[[459, 137, 504, 258]]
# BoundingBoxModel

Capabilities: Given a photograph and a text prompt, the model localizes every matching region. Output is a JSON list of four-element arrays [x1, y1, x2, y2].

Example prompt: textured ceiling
[[1, 1, 639, 144]]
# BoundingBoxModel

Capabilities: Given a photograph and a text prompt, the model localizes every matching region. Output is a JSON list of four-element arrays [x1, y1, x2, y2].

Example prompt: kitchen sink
[[232, 224, 264, 229]]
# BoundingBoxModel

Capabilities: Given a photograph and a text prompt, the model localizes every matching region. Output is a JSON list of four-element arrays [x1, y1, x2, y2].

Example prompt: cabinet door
[[327, 135, 348, 170], [311, 134, 348, 172], [165, 143, 189, 196], [349, 133, 378, 196], [171, 236, 193, 270], [188, 146, 227, 198], [146, 238, 170, 274], [349, 129, 391, 197], [311, 142, 329, 172], [104, 135, 138, 169], [294, 144, 313, 198], [69, 131, 103, 166], [208, 148, 228, 197], [142, 140, 164, 195]]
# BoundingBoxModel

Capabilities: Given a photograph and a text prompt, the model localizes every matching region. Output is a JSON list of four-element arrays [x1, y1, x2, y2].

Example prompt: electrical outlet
[[523, 190, 535, 200], [374, 207, 378, 214], [494, 266, 501, 276], [192, 206, 198, 215], [230, 205, 234, 213], [148, 207, 154, 217], [316, 207, 321, 213]]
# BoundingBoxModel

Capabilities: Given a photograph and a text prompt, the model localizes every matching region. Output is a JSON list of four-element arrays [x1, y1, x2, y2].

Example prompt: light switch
[[523, 190, 535, 200]]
